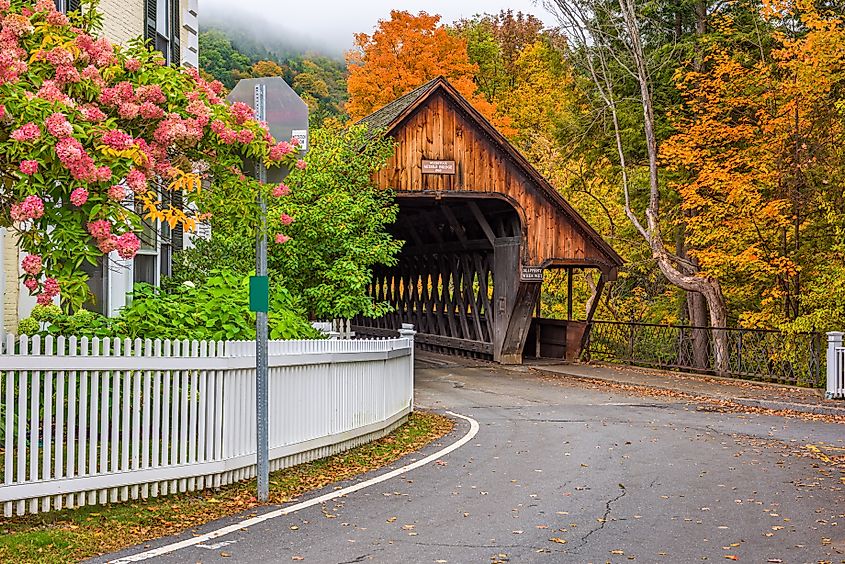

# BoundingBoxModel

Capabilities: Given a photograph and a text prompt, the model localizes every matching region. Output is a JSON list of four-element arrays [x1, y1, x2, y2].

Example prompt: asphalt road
[[100, 359, 845, 564]]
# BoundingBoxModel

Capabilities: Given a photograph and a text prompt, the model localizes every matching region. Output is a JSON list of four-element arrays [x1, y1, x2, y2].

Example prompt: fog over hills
[[200, 0, 557, 59]]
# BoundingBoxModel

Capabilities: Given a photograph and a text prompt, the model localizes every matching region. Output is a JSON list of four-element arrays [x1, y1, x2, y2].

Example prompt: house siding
[[98, 0, 145, 46]]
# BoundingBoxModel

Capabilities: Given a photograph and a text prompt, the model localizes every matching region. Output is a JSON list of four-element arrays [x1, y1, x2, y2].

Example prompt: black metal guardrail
[[584, 320, 824, 387]]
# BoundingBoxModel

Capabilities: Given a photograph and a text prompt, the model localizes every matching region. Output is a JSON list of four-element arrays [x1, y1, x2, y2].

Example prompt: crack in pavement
[[336, 555, 372, 564], [410, 541, 563, 550], [567, 487, 627, 554]]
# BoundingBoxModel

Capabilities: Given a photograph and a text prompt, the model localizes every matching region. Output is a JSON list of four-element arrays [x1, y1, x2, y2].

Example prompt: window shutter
[[171, 190, 184, 252], [170, 0, 181, 66], [144, 0, 156, 44], [67, 0, 81, 13]]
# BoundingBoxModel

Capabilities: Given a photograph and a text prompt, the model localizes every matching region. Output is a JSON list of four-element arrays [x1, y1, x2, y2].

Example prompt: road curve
[[97, 359, 845, 564]]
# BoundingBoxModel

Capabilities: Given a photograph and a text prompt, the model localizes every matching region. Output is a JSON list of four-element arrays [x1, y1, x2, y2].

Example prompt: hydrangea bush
[[0, 0, 302, 310]]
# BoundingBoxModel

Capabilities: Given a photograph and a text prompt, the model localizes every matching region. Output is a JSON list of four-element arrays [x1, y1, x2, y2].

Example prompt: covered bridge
[[353, 77, 622, 364]]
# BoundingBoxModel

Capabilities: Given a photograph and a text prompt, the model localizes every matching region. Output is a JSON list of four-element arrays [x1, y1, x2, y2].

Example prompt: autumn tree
[[346, 10, 504, 128], [251, 59, 286, 77], [663, 0, 845, 328], [546, 0, 732, 372]]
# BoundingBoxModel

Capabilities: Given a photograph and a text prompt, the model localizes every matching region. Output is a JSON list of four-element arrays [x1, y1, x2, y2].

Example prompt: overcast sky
[[201, 0, 560, 57]]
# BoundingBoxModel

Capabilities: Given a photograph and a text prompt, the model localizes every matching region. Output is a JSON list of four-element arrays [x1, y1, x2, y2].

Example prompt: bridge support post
[[492, 238, 541, 364]]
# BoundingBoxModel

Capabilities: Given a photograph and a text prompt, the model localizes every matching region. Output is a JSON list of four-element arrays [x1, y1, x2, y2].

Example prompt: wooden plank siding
[[371, 86, 621, 277]]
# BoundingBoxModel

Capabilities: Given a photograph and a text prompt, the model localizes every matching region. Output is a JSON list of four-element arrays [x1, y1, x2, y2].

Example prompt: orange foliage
[[346, 10, 511, 133], [663, 0, 845, 323]]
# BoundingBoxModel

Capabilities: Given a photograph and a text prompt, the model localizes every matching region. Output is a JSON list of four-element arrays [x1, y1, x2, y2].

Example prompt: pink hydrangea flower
[[55, 64, 80, 83], [95, 166, 112, 182], [45, 112, 73, 138], [274, 233, 290, 244], [80, 104, 106, 122], [124, 58, 141, 72], [80, 65, 104, 86], [46, 46, 73, 66], [126, 168, 147, 194], [139, 101, 164, 119], [21, 254, 42, 276], [36, 80, 70, 104], [230, 102, 253, 125], [56, 136, 83, 162], [97, 235, 118, 254], [38, 277, 60, 304], [87, 219, 112, 239], [280, 213, 294, 226], [118, 102, 139, 119], [296, 159, 307, 170], [23, 278, 38, 292], [10, 195, 44, 221], [3, 14, 34, 37], [218, 128, 237, 144], [272, 183, 290, 197], [45, 10, 68, 26], [186, 99, 210, 119], [11, 122, 40, 142], [107, 184, 126, 201], [102, 129, 134, 149], [236, 129, 255, 144], [115, 232, 140, 259], [137, 84, 165, 103], [70, 187, 88, 206], [19, 160, 38, 175], [0, 104, 5, 120]]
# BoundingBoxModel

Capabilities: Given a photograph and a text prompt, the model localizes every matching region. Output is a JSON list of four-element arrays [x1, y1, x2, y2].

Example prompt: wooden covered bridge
[[353, 77, 622, 364]]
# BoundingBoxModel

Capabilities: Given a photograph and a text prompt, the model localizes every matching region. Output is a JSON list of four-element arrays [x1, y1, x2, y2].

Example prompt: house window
[[159, 221, 172, 278], [146, 0, 180, 66], [54, 0, 66, 13], [134, 216, 159, 286], [82, 256, 108, 315], [155, 0, 171, 64]]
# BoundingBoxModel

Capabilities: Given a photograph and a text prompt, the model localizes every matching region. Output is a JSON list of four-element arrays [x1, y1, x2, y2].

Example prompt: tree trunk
[[617, 0, 730, 375], [687, 290, 710, 369]]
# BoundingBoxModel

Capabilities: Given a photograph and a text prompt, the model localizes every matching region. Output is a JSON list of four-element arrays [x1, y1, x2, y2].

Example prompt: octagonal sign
[[227, 77, 308, 182]]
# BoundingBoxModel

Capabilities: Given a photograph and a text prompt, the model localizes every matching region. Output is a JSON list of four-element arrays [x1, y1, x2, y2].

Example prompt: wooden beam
[[468, 201, 497, 245], [499, 282, 542, 364], [403, 220, 425, 248], [567, 267, 574, 321], [580, 273, 606, 353], [400, 239, 493, 257], [440, 204, 468, 244]]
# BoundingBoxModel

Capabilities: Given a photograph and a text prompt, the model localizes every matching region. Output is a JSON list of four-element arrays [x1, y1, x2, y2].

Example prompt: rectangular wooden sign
[[520, 266, 544, 282], [421, 160, 456, 174]]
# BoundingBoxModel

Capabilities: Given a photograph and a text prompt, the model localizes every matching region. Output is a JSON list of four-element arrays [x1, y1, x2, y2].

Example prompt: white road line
[[107, 411, 480, 564]]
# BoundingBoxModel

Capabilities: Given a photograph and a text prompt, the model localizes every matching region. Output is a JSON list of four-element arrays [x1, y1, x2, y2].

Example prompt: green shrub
[[17, 270, 320, 341]]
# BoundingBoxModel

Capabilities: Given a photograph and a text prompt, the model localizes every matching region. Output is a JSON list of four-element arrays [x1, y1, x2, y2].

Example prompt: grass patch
[[0, 411, 454, 564]]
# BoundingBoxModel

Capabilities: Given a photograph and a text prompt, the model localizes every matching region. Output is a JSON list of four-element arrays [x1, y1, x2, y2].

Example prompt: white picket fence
[[0, 329, 415, 517], [826, 332, 845, 399]]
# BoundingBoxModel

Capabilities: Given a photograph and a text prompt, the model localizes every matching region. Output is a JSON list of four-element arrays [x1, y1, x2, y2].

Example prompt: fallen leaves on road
[[549, 537, 568, 544]]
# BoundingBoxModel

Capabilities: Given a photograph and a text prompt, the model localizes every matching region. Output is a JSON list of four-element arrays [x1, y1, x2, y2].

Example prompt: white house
[[0, 0, 200, 332]]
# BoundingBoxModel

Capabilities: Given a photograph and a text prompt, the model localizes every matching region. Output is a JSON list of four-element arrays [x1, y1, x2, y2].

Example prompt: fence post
[[398, 324, 416, 411], [826, 332, 843, 399]]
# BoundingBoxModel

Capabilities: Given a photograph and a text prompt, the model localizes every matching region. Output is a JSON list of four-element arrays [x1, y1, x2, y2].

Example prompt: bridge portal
[[354, 78, 622, 364]]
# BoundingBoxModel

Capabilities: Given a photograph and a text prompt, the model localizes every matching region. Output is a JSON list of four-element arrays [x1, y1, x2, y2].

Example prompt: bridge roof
[[360, 77, 623, 273]]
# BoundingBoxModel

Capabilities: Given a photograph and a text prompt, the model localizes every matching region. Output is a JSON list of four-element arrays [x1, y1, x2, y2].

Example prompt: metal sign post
[[228, 77, 307, 504], [253, 83, 270, 502]]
